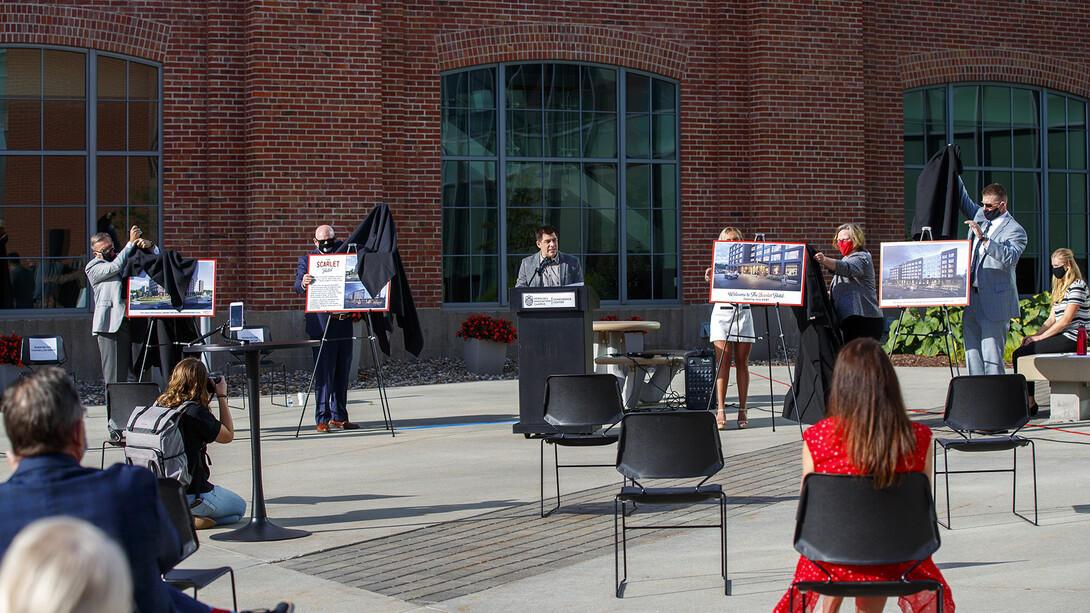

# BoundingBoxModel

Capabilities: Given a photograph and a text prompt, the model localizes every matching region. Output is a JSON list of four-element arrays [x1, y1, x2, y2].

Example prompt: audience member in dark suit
[[0, 368, 292, 613], [0, 367, 205, 613]]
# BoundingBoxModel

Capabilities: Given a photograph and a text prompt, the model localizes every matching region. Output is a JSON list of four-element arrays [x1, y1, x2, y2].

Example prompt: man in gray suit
[[959, 180, 1027, 375], [85, 225, 151, 383], [514, 225, 583, 288]]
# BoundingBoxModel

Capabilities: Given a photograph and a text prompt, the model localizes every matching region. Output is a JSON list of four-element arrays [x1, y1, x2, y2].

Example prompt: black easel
[[884, 226, 962, 378], [705, 300, 800, 434], [293, 244, 395, 438]]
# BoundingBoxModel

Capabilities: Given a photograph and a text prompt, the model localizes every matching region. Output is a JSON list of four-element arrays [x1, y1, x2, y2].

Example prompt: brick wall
[[5, 0, 1090, 358]]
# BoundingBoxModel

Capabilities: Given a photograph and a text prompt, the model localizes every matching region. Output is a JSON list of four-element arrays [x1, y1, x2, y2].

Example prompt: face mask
[[97, 248, 116, 262], [836, 240, 853, 257], [316, 239, 336, 254], [983, 206, 1003, 221], [1053, 266, 1067, 280]]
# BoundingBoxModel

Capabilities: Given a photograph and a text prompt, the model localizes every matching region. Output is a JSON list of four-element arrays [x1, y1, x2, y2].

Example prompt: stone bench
[[1017, 353, 1090, 422], [593, 352, 685, 409]]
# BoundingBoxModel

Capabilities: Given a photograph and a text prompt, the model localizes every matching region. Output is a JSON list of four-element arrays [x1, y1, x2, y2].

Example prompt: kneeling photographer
[[156, 357, 246, 529]]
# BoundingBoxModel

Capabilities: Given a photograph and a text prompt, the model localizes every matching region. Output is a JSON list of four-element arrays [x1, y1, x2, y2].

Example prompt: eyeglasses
[[981, 200, 1005, 209]]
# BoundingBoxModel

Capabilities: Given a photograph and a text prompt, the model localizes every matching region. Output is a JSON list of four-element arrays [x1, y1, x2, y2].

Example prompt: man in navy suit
[[295, 224, 358, 432], [0, 368, 292, 613], [959, 180, 1027, 375]]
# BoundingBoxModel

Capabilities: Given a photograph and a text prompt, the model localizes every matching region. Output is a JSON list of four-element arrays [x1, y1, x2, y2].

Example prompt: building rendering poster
[[305, 253, 391, 313], [879, 240, 970, 308], [127, 259, 217, 317], [708, 241, 807, 306]]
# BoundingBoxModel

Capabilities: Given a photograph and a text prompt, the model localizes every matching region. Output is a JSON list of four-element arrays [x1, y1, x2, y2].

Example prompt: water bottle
[[1077, 325, 1087, 356]]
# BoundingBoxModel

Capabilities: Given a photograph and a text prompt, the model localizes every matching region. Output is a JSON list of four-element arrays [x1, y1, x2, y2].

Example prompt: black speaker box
[[684, 348, 715, 411]]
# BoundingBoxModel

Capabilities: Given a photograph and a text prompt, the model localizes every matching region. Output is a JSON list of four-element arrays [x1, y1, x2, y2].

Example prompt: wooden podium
[[510, 285, 598, 435]]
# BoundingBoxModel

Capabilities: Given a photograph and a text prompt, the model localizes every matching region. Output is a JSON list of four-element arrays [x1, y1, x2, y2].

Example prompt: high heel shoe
[[716, 410, 727, 430], [736, 408, 748, 429]]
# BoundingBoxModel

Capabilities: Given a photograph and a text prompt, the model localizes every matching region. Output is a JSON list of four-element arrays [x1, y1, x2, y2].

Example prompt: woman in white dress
[[705, 227, 755, 429]]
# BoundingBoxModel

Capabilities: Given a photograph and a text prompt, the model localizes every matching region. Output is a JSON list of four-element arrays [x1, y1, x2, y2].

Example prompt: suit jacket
[[0, 454, 184, 613], [829, 249, 883, 322], [959, 181, 1027, 321], [514, 252, 583, 287], [85, 240, 137, 334]]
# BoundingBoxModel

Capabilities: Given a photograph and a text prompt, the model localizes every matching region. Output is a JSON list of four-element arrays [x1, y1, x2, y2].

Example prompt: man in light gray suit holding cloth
[[958, 179, 1027, 375], [85, 225, 154, 383]]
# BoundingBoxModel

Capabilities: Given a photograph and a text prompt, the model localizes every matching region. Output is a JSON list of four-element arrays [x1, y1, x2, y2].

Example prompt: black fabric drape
[[341, 203, 424, 357], [911, 144, 963, 240], [123, 249, 200, 381], [782, 245, 842, 425], [123, 250, 197, 311]]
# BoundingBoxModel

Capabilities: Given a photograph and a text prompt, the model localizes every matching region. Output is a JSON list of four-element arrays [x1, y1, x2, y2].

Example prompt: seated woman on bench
[[1012, 248, 1089, 415]]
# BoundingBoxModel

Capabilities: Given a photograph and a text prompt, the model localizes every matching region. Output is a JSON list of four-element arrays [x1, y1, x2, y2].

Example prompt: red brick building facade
[[3, 1, 1089, 374]]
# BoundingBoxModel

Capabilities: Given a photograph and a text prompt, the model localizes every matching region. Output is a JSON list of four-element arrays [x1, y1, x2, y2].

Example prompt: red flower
[[0, 334, 22, 366], [457, 315, 518, 344]]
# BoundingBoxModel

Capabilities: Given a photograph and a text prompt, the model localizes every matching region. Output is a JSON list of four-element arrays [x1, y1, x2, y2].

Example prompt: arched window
[[0, 46, 161, 313], [441, 62, 680, 304], [904, 84, 1088, 293]]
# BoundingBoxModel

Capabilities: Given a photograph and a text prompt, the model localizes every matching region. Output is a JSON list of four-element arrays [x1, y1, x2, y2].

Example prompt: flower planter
[[464, 338, 507, 375]]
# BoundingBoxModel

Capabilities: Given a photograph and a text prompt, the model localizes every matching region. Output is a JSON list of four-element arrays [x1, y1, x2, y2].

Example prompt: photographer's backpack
[[124, 401, 195, 488]]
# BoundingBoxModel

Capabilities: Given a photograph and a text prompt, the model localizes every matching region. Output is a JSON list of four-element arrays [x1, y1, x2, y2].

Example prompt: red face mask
[[836, 240, 854, 257]]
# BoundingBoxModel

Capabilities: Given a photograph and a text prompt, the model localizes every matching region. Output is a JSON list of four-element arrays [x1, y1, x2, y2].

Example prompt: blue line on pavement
[[398, 420, 518, 430]]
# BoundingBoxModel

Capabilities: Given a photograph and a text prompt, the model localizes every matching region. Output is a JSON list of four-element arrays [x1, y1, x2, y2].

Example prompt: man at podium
[[514, 225, 583, 288]]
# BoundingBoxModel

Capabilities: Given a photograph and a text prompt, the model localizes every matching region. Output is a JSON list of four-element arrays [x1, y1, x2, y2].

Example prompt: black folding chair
[[156, 478, 238, 611], [789, 473, 944, 612], [101, 382, 161, 468], [933, 374, 1038, 528], [614, 410, 727, 597], [19, 334, 68, 373], [539, 374, 625, 517]]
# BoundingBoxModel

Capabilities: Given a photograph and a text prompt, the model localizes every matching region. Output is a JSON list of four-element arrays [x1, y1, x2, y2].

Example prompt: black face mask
[[100, 248, 117, 262], [1053, 266, 1067, 280], [983, 206, 1003, 221], [316, 239, 337, 254]]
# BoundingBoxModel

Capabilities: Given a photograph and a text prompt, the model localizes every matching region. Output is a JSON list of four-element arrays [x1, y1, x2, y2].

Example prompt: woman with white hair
[[0, 516, 133, 613]]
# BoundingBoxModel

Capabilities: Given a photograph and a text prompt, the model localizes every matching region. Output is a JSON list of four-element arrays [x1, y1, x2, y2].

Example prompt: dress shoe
[[330, 420, 360, 430], [316, 422, 330, 432], [192, 515, 216, 530]]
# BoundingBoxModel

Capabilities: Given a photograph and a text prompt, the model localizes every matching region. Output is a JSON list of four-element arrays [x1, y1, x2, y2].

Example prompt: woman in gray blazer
[[813, 223, 885, 343]]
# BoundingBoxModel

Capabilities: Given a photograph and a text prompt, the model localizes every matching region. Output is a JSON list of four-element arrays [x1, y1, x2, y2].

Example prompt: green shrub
[[883, 292, 1052, 364]]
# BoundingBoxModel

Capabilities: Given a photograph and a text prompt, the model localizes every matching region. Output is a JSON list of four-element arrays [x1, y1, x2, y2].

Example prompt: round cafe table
[[592, 320, 660, 365], [185, 340, 318, 542]]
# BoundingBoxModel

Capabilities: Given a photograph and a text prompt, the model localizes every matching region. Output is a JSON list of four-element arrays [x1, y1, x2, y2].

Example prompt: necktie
[[971, 220, 991, 285]]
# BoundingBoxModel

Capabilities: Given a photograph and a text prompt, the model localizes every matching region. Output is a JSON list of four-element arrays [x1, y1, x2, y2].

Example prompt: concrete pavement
[[3, 365, 1089, 612]]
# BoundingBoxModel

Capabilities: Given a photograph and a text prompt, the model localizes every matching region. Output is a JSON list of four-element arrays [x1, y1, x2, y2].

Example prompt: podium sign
[[510, 285, 598, 435], [518, 290, 577, 309]]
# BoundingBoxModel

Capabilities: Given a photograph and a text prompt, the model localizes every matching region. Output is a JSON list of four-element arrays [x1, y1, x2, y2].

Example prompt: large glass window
[[0, 47, 161, 312], [905, 84, 1089, 294], [441, 63, 680, 304]]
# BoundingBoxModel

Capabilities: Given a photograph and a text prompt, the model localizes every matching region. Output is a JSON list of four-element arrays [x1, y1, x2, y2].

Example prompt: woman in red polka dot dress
[[774, 338, 955, 613]]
